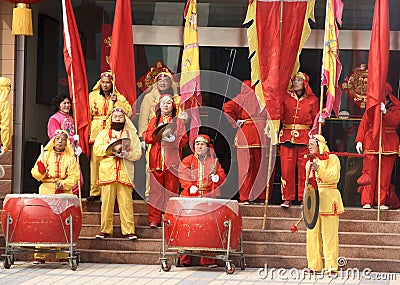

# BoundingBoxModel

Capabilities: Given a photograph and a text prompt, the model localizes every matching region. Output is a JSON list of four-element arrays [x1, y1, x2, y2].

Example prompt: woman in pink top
[[47, 93, 83, 195]]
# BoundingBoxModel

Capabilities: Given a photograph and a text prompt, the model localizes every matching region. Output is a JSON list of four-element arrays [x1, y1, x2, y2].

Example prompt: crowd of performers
[[24, 70, 400, 272]]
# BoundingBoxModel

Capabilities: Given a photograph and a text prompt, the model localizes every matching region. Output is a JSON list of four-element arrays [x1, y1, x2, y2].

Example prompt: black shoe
[[86, 196, 100, 201]]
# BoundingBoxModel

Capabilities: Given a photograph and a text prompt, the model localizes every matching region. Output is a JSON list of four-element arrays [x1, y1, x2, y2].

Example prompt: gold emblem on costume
[[104, 36, 112, 48], [341, 63, 368, 109], [290, 130, 300, 138]]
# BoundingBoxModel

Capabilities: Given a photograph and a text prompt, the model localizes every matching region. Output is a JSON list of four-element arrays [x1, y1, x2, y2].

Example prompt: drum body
[[1, 194, 82, 245], [164, 197, 242, 250]]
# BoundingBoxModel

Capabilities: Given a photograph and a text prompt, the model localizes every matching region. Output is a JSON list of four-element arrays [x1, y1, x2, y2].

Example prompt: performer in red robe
[[143, 94, 188, 227], [355, 83, 400, 209], [223, 80, 270, 204], [279, 72, 319, 207], [179, 134, 226, 267]]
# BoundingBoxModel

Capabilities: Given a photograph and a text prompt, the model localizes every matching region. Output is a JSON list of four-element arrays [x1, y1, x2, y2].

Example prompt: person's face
[[160, 100, 173, 115], [157, 77, 172, 92], [308, 139, 319, 154], [111, 111, 126, 123], [54, 135, 67, 152], [100, 77, 113, 93], [195, 141, 208, 156], [59, 98, 71, 114], [292, 76, 305, 93]]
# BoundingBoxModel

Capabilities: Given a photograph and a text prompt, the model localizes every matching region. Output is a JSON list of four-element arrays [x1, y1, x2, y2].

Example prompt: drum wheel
[[161, 260, 172, 272], [225, 261, 235, 274], [3, 256, 12, 269], [239, 256, 245, 270], [69, 258, 78, 271]]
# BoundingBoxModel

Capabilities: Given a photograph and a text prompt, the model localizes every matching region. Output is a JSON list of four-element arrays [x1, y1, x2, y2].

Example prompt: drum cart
[[1, 194, 81, 271], [159, 198, 246, 274]]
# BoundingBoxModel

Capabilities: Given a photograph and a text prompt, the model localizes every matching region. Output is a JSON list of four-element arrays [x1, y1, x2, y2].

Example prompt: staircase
[[2, 200, 400, 272]]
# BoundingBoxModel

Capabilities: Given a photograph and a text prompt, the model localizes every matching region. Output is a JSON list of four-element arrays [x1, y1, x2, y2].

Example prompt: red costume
[[356, 87, 400, 207], [279, 73, 319, 203], [143, 102, 188, 226], [179, 134, 226, 267], [223, 81, 270, 203]]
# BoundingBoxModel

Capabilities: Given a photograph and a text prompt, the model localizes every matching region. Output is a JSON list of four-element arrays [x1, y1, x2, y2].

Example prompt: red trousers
[[280, 144, 308, 201], [237, 147, 273, 202], [180, 254, 215, 266], [361, 154, 396, 206], [147, 169, 179, 225]]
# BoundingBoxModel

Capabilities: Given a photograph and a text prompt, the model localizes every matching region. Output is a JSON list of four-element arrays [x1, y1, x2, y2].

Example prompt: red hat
[[291, 72, 315, 96], [100, 71, 114, 81], [194, 134, 211, 144]]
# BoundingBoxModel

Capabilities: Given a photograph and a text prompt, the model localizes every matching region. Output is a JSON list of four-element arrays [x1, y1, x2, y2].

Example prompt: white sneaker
[[362, 204, 371, 209], [379, 205, 389, 210]]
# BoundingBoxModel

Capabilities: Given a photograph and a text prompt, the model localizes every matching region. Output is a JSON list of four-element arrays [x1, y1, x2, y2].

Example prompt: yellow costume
[[137, 72, 180, 199], [31, 131, 79, 261], [89, 73, 132, 198], [0, 77, 12, 152], [305, 135, 344, 273], [93, 112, 141, 236], [31, 134, 79, 195]]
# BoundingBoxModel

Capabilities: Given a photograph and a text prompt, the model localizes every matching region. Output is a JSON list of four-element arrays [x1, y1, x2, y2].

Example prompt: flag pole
[[377, 109, 383, 221], [62, 0, 82, 211], [318, 0, 330, 135]]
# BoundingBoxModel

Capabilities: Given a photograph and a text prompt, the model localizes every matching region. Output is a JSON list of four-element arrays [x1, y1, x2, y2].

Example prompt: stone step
[[242, 229, 400, 247], [243, 217, 400, 233], [82, 201, 400, 221]]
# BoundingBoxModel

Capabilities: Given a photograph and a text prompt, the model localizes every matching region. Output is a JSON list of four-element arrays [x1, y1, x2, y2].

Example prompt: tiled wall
[[0, 1, 16, 197]]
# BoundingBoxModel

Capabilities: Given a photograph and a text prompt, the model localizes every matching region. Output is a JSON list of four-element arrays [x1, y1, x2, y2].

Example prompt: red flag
[[61, 0, 90, 156], [366, 0, 389, 149], [109, 0, 137, 109]]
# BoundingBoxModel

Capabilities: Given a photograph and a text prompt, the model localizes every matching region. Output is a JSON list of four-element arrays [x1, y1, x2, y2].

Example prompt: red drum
[[1, 194, 82, 245], [164, 197, 242, 250]]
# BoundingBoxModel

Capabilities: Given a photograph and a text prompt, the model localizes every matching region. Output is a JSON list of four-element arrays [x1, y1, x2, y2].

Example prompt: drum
[[1, 194, 82, 245], [164, 197, 242, 250]]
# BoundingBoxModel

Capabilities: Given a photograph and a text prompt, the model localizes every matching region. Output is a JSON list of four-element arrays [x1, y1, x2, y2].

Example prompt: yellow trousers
[[100, 183, 135, 236], [90, 146, 101, 197], [306, 215, 339, 272]]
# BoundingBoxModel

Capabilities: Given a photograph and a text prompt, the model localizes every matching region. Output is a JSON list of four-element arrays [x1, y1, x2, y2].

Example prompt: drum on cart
[[1, 194, 82, 270], [161, 197, 245, 273]]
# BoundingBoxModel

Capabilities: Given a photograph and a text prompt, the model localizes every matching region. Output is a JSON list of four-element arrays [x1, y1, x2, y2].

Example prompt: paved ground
[[0, 262, 398, 285]]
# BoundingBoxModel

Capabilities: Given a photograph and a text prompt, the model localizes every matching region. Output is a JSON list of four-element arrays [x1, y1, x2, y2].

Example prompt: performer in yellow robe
[[138, 72, 182, 201], [31, 130, 80, 263], [305, 134, 344, 274], [88, 71, 132, 201], [93, 108, 141, 239], [0, 77, 12, 153]]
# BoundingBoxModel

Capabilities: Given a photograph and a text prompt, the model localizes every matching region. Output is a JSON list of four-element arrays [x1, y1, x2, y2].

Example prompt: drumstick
[[212, 158, 219, 175]]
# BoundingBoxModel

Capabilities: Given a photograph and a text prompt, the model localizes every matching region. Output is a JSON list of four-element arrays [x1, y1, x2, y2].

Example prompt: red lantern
[[5, 0, 42, 36]]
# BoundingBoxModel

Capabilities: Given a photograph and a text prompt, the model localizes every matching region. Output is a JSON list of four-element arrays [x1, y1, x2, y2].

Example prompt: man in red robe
[[223, 80, 270, 204], [355, 83, 400, 210], [279, 72, 319, 207]]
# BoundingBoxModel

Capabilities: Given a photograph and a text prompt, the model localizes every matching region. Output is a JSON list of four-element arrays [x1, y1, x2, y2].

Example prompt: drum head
[[106, 138, 131, 156], [303, 183, 319, 229]]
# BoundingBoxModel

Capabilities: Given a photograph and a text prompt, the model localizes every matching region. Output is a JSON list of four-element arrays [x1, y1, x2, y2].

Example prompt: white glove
[[179, 111, 188, 121], [236, 119, 245, 128], [73, 134, 80, 142], [210, 174, 219, 183], [162, 134, 176, 142], [74, 146, 82, 156], [318, 116, 325, 123], [0, 146, 4, 156], [380, 102, 387, 114], [356, 142, 363, 154], [140, 140, 147, 150], [189, 185, 199, 194], [115, 150, 127, 159]]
